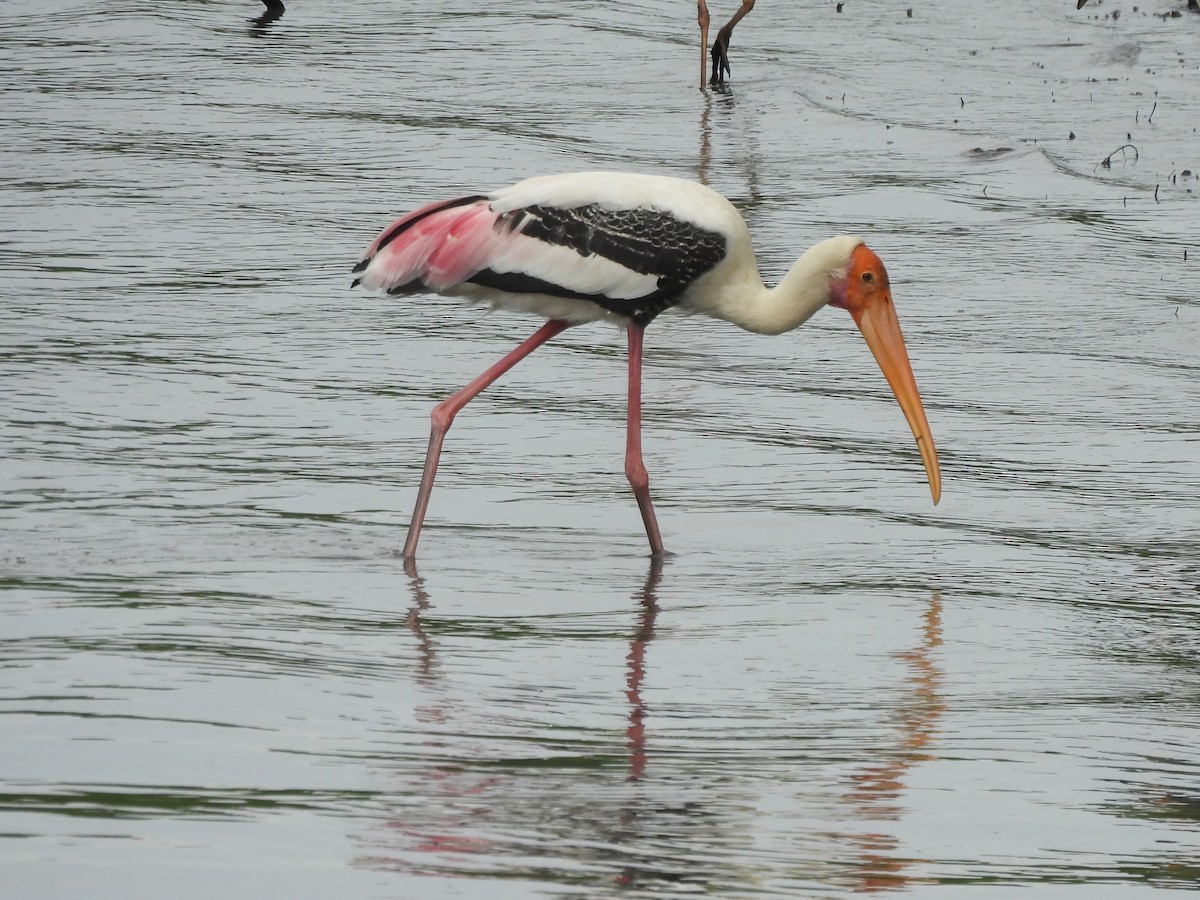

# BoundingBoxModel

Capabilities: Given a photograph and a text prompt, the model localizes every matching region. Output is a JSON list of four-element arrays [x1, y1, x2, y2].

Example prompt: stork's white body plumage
[[353, 171, 941, 559], [486, 172, 754, 326], [355, 172, 858, 333]]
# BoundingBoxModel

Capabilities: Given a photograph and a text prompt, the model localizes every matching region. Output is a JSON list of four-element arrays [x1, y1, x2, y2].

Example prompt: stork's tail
[[353, 194, 513, 294]]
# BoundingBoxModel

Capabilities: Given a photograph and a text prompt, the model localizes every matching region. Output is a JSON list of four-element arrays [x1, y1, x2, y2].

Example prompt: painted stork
[[352, 172, 942, 559]]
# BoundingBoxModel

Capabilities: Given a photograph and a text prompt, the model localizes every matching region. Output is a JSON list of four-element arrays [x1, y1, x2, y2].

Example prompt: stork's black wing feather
[[467, 203, 727, 326]]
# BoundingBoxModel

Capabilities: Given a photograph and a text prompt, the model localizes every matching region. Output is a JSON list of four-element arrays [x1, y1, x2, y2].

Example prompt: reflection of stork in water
[[846, 593, 944, 891], [403, 558, 437, 682], [624, 558, 662, 782], [371, 558, 668, 881], [400, 556, 662, 783]]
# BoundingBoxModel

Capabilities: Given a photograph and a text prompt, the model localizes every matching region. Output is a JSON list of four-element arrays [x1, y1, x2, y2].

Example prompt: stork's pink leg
[[697, 0, 711, 88], [403, 318, 571, 559], [624, 324, 664, 555]]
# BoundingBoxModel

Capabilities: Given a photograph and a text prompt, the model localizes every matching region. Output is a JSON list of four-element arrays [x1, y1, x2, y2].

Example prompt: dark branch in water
[[1097, 144, 1139, 170]]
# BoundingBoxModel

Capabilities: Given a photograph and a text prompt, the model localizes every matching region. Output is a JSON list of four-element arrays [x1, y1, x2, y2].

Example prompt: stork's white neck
[[721, 235, 864, 336]]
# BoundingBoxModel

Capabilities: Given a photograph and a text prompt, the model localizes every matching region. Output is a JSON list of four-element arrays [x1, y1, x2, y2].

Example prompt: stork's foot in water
[[710, 32, 731, 86], [251, 0, 285, 26], [697, 0, 755, 87], [708, 0, 756, 86]]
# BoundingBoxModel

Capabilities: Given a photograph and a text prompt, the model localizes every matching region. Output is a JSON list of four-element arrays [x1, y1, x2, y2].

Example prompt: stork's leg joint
[[624, 457, 650, 496], [430, 399, 456, 436], [401, 318, 570, 559]]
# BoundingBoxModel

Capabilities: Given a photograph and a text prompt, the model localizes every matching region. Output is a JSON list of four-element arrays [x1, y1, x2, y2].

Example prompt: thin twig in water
[[1097, 143, 1139, 170]]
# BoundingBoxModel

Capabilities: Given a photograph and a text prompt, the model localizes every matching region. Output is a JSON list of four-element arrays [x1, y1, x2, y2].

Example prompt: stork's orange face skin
[[833, 244, 942, 504]]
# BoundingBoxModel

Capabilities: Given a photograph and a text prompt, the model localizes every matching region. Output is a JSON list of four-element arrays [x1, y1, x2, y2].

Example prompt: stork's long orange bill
[[841, 246, 942, 504]]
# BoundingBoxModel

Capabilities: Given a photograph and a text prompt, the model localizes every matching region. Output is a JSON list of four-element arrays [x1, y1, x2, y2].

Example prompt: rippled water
[[2, 0, 1199, 896]]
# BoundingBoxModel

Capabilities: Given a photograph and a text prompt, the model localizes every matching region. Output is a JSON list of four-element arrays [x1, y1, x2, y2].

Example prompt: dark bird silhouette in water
[[251, 0, 285, 26], [1077, 0, 1198, 9]]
